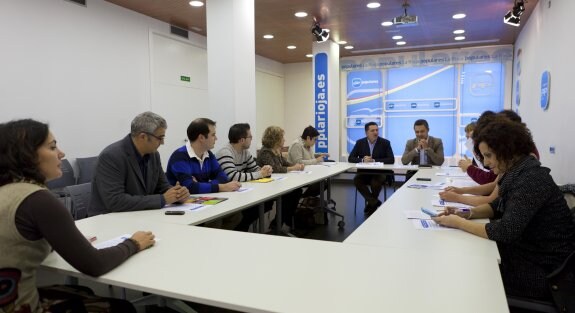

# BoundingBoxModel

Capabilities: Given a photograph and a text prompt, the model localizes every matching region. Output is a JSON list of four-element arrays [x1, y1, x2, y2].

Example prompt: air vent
[[170, 26, 189, 39], [64, 0, 86, 6]]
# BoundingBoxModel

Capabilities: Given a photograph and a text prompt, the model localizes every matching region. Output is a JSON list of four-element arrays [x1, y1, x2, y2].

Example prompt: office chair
[[353, 171, 393, 215], [507, 187, 575, 313], [76, 156, 98, 184], [64, 183, 92, 220]]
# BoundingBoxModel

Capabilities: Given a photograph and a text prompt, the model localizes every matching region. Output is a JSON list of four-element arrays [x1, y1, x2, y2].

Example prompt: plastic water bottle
[[419, 149, 427, 165]]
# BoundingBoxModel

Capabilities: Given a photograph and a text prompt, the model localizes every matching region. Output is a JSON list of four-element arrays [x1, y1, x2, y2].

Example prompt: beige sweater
[[0, 182, 50, 313], [287, 138, 319, 165]]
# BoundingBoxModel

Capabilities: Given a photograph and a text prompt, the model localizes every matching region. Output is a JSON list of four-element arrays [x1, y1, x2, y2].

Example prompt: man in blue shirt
[[166, 118, 241, 229]]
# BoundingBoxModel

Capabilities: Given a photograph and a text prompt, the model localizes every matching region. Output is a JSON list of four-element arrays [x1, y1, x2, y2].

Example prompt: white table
[[345, 167, 502, 262], [106, 163, 353, 228], [41, 214, 509, 313]]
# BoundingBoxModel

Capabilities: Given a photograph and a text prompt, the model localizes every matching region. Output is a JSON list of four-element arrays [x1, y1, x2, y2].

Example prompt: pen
[[456, 208, 470, 213]]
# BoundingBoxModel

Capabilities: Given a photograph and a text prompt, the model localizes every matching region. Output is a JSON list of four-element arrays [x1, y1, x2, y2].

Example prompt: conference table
[[345, 164, 501, 262], [40, 162, 509, 313], [107, 162, 352, 231]]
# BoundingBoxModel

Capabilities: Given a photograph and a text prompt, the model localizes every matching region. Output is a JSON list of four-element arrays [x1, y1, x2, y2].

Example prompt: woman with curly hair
[[0, 119, 155, 312], [257, 126, 304, 231], [433, 116, 575, 300]]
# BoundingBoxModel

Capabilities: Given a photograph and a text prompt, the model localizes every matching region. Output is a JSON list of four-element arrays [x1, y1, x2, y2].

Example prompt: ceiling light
[[392, 35, 403, 40], [337, 40, 348, 45], [263, 34, 274, 39], [454, 36, 466, 41], [452, 13, 466, 19], [295, 11, 308, 18], [503, 0, 525, 27], [287, 45, 297, 49], [396, 41, 406, 45], [306, 54, 313, 58], [344, 45, 354, 50], [367, 2, 381, 9], [453, 29, 465, 34], [381, 21, 393, 27], [311, 22, 330, 42], [189, 1, 204, 7]]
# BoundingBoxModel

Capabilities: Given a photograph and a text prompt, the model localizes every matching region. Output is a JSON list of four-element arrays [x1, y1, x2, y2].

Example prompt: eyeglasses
[[144, 132, 165, 142]]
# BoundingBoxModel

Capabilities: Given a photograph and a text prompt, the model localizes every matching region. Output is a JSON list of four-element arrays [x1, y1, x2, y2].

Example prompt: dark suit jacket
[[348, 137, 394, 164], [89, 135, 171, 216]]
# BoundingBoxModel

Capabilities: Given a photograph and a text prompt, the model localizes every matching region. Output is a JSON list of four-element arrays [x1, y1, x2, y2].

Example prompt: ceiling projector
[[392, 15, 418, 25]]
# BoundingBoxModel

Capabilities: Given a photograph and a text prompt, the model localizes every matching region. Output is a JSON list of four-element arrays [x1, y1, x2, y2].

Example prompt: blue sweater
[[166, 146, 229, 194]]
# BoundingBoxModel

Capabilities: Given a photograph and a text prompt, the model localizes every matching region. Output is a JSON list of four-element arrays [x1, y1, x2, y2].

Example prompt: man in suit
[[348, 122, 394, 214], [89, 112, 189, 216], [401, 119, 444, 166]]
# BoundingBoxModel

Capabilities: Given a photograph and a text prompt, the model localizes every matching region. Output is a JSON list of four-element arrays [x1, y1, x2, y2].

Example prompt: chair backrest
[[46, 159, 76, 190], [76, 156, 98, 184], [559, 184, 575, 224], [547, 250, 575, 312], [64, 183, 91, 220]]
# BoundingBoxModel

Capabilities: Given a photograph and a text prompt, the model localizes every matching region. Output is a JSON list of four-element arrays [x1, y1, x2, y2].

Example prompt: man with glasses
[[89, 111, 189, 216], [216, 123, 272, 231]]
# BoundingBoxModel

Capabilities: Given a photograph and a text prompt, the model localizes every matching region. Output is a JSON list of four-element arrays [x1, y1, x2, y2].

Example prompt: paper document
[[356, 162, 384, 168], [237, 187, 253, 193], [435, 172, 469, 178], [412, 220, 454, 230], [94, 234, 131, 249], [431, 199, 472, 209], [289, 170, 312, 174], [252, 177, 273, 183], [407, 182, 446, 190]]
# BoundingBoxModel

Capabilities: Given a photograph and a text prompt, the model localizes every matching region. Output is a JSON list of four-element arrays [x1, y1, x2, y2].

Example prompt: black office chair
[[64, 183, 91, 220], [507, 186, 575, 313], [76, 156, 98, 184]]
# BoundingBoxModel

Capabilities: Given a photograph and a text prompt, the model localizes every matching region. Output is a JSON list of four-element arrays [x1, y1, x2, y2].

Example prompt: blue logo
[[540, 71, 550, 111], [314, 53, 329, 153], [351, 78, 362, 88], [411, 103, 417, 109]]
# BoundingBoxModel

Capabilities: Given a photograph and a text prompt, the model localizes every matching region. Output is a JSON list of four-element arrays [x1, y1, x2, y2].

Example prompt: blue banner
[[314, 53, 328, 153]]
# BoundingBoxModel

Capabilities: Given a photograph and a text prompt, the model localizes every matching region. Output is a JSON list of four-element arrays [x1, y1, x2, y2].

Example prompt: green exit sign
[[180, 76, 190, 82]]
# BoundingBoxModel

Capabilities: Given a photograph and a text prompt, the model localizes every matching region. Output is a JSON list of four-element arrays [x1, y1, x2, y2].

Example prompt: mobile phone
[[421, 207, 438, 217], [416, 177, 431, 181], [165, 210, 185, 215]]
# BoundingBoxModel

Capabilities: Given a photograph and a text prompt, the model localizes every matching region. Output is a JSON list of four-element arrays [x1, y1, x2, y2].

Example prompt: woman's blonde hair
[[261, 126, 284, 149]]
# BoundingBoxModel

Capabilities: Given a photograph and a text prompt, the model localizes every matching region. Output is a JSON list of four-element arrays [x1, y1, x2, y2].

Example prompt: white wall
[[0, 0, 284, 167], [283, 62, 313, 144], [513, 0, 575, 184]]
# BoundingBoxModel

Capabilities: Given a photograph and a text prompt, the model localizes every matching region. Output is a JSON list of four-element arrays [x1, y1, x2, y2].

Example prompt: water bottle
[[419, 148, 427, 165]]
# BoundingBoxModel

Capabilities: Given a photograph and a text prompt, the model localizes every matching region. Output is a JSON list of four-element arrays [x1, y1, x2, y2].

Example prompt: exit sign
[[180, 76, 190, 82]]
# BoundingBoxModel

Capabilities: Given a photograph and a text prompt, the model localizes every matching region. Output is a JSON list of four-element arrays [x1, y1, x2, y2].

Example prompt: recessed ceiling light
[[344, 45, 354, 50], [294, 11, 308, 18], [263, 34, 274, 39], [396, 41, 406, 45], [367, 2, 381, 8], [337, 41, 348, 45], [452, 13, 466, 19], [454, 36, 466, 41], [381, 21, 393, 27], [392, 35, 403, 40], [453, 29, 465, 34], [287, 45, 297, 49], [306, 54, 313, 58], [189, 1, 204, 7]]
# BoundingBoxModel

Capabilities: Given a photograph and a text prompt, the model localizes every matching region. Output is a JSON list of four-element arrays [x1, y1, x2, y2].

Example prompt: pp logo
[[351, 78, 362, 88]]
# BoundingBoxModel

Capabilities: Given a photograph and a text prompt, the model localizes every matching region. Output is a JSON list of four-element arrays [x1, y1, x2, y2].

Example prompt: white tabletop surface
[[42, 214, 509, 313], [106, 162, 353, 226], [345, 167, 502, 262]]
